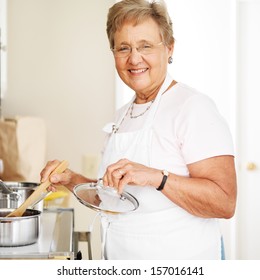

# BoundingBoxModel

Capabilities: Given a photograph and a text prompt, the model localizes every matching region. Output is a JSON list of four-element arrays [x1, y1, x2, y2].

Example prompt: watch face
[[163, 170, 169, 176], [73, 182, 139, 214]]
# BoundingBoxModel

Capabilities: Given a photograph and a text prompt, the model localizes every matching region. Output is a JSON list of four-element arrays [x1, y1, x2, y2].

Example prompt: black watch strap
[[157, 170, 169, 191]]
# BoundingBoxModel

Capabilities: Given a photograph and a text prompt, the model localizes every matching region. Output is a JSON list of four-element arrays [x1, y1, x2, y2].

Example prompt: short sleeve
[[176, 94, 234, 164]]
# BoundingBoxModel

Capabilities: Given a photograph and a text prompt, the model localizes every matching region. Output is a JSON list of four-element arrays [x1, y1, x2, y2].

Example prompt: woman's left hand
[[102, 158, 161, 193]]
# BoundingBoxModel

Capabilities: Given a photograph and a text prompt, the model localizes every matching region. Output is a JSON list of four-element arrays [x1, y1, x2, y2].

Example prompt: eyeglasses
[[111, 41, 164, 58]]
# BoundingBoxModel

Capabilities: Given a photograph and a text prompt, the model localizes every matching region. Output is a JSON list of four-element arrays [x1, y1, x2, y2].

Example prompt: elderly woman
[[41, 0, 237, 260]]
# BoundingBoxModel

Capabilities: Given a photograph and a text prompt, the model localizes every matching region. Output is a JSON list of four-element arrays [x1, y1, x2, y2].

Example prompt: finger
[[109, 168, 124, 190], [117, 172, 131, 194], [117, 169, 125, 176], [49, 173, 62, 184], [40, 160, 61, 182], [103, 159, 130, 187], [47, 185, 56, 192], [104, 164, 115, 187], [102, 173, 109, 187], [50, 168, 71, 185], [104, 162, 124, 187]]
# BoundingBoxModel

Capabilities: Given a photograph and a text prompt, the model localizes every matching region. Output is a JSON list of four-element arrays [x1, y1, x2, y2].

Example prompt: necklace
[[129, 99, 155, 119], [112, 99, 155, 133], [111, 79, 176, 133]]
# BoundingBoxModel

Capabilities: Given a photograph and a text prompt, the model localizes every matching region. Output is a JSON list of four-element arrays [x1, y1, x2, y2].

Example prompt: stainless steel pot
[[0, 182, 43, 211], [0, 208, 41, 247]]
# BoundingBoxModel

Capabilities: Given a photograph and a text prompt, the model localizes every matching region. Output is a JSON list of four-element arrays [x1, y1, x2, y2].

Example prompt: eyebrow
[[116, 39, 154, 46]]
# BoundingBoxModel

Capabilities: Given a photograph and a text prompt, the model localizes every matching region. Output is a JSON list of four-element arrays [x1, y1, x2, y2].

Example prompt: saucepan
[[0, 182, 43, 246], [0, 181, 43, 211], [0, 208, 41, 247]]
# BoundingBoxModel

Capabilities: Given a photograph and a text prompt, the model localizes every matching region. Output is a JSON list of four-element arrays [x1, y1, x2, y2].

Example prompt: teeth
[[130, 69, 146, 73]]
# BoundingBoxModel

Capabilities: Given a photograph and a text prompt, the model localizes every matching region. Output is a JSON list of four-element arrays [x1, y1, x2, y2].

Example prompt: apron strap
[[144, 73, 173, 127]]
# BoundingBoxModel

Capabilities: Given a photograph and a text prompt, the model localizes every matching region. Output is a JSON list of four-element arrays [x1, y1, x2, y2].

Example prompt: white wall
[[167, 0, 236, 123], [0, 0, 7, 99], [3, 0, 115, 172]]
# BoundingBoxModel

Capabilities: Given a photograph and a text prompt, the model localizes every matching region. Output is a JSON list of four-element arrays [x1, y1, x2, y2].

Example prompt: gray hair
[[106, 0, 175, 49]]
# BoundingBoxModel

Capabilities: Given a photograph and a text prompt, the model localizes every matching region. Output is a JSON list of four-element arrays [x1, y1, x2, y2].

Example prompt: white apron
[[98, 74, 221, 260]]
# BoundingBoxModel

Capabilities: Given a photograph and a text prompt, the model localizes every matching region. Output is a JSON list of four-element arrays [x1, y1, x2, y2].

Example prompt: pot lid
[[73, 180, 139, 214]]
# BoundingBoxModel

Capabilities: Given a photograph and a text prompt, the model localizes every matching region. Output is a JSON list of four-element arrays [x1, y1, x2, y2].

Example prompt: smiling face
[[113, 18, 173, 103]]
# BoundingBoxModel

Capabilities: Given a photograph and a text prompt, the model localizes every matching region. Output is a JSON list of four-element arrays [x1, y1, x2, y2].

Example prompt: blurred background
[[0, 0, 259, 260]]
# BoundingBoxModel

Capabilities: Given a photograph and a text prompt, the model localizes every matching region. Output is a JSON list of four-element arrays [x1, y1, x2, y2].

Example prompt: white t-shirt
[[113, 82, 234, 177]]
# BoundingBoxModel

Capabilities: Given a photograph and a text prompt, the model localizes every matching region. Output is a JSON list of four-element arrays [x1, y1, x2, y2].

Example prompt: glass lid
[[73, 180, 139, 214]]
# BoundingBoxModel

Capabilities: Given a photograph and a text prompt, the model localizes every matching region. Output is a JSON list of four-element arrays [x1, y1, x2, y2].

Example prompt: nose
[[128, 47, 143, 65]]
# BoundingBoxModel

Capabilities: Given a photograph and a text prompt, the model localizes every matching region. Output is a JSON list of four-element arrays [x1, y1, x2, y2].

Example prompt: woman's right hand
[[40, 160, 73, 191], [40, 159, 95, 192]]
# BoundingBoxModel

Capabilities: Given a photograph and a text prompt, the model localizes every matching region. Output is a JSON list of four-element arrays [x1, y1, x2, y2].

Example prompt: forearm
[[65, 171, 97, 192], [159, 173, 236, 219]]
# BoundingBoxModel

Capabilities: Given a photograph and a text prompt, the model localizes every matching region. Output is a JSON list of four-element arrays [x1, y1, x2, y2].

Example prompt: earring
[[168, 56, 173, 64]]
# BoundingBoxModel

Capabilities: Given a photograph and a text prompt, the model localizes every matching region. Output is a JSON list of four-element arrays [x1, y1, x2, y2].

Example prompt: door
[[236, 0, 260, 259]]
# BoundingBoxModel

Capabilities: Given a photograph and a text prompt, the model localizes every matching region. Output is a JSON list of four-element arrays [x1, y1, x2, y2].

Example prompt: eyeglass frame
[[111, 41, 164, 58]]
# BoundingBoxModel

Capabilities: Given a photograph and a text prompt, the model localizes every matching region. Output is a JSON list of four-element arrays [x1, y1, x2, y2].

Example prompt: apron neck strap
[[144, 73, 173, 126]]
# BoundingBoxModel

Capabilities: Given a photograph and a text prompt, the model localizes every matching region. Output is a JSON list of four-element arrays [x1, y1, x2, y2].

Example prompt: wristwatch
[[156, 170, 169, 191]]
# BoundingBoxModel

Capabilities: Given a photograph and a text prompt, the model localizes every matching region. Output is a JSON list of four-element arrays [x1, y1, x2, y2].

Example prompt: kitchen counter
[[0, 208, 75, 260]]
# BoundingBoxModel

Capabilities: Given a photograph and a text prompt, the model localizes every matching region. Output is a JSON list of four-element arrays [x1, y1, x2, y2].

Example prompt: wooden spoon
[[6, 160, 69, 217]]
